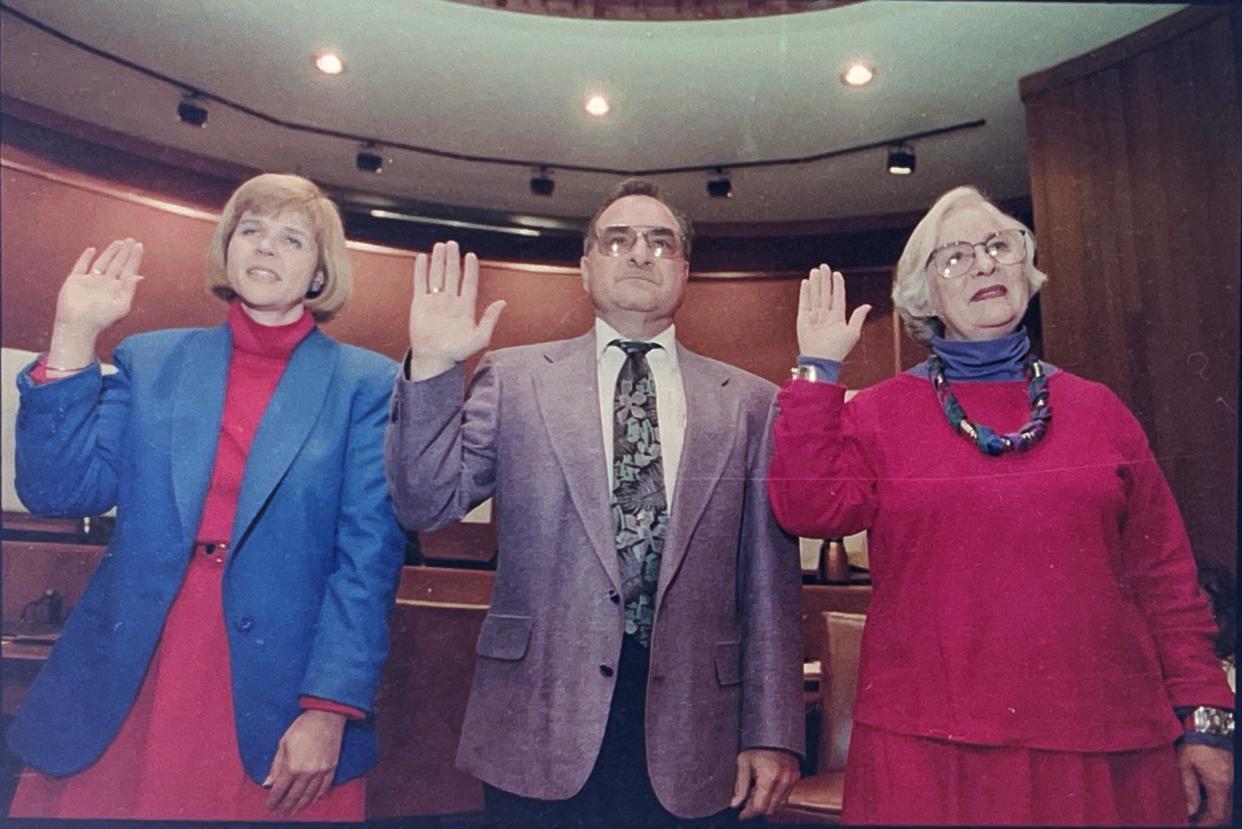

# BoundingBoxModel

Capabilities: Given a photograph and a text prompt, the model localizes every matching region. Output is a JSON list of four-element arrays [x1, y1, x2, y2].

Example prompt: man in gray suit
[[385, 180, 803, 827]]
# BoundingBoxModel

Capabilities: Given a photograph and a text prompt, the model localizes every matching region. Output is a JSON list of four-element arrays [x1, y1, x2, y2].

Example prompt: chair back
[[818, 611, 866, 772]]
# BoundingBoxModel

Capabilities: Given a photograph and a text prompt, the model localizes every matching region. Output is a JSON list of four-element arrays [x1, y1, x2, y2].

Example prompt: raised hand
[[797, 264, 871, 362], [47, 239, 145, 373], [407, 241, 505, 381]]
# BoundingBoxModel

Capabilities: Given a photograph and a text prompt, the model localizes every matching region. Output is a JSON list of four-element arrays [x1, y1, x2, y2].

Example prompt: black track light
[[530, 167, 554, 196], [886, 143, 916, 175], [177, 97, 208, 127], [707, 168, 732, 198], [356, 146, 384, 174]]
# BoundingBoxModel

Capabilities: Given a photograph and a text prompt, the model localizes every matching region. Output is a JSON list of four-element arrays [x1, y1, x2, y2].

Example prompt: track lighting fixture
[[356, 145, 384, 174], [530, 167, 555, 196], [707, 168, 732, 198], [176, 96, 208, 127], [886, 143, 916, 175]]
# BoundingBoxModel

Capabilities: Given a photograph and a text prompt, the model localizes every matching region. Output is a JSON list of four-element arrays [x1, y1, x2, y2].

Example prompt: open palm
[[408, 241, 505, 373], [797, 264, 871, 362], [56, 239, 145, 338]]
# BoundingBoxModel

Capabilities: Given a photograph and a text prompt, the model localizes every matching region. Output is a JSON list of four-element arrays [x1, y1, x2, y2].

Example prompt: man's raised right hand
[[407, 241, 505, 381]]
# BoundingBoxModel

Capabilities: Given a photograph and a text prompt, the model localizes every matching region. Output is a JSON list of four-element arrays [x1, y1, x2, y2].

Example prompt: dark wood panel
[[1021, 8, 1239, 572], [368, 600, 487, 819]]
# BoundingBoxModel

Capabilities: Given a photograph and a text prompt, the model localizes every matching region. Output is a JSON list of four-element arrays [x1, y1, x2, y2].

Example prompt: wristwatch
[[1182, 706, 1235, 737], [791, 364, 829, 383]]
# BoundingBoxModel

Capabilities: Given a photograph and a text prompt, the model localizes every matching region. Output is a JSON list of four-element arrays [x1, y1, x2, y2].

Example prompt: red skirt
[[9, 546, 365, 822], [842, 722, 1187, 826]]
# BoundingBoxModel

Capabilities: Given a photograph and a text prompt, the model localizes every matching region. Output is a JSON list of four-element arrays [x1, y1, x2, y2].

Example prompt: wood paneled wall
[[1021, 7, 1240, 572], [0, 142, 903, 389]]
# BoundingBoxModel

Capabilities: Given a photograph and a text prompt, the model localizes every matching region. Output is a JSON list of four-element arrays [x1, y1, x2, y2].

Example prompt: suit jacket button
[[599, 665, 614, 678], [608, 591, 620, 604], [235, 616, 255, 633]]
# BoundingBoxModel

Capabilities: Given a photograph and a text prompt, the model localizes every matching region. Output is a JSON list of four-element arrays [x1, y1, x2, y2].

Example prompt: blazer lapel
[[229, 329, 337, 553], [657, 346, 739, 608], [170, 326, 230, 547], [532, 332, 621, 591]]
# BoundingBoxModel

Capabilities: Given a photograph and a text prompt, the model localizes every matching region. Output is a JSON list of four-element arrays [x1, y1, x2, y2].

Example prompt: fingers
[[444, 241, 462, 296], [830, 269, 847, 318], [412, 253, 429, 297], [428, 242, 446, 294], [90, 240, 125, 276], [277, 774, 315, 815], [313, 769, 334, 803], [730, 757, 752, 809], [1203, 779, 1230, 825], [740, 770, 777, 820], [103, 239, 135, 280], [264, 743, 291, 811], [848, 304, 873, 334], [460, 252, 480, 308], [71, 247, 96, 276], [466, 299, 506, 352], [798, 277, 811, 317], [1181, 763, 1202, 820]]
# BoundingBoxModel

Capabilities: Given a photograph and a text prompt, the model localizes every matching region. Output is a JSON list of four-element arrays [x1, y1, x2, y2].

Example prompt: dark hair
[[583, 178, 693, 257], [1198, 562, 1236, 660]]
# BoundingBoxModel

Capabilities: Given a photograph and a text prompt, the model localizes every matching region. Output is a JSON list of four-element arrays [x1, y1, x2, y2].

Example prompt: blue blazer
[[6, 323, 406, 784]]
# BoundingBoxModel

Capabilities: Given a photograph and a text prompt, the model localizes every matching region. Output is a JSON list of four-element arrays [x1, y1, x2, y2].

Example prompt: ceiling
[[0, 0, 1181, 227]]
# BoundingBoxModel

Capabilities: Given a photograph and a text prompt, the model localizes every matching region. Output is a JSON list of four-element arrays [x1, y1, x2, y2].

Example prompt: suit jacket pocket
[[476, 613, 533, 661], [714, 641, 742, 686]]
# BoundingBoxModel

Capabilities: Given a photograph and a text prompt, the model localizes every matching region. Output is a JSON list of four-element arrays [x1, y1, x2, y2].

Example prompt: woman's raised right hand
[[797, 264, 872, 362], [54, 239, 145, 339]]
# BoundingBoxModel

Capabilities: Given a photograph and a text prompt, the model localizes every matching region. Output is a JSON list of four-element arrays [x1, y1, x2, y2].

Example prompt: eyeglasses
[[592, 225, 685, 259], [926, 229, 1027, 279]]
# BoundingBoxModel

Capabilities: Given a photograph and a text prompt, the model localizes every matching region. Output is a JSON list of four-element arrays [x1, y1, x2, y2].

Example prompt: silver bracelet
[[44, 360, 93, 373], [790, 364, 830, 383], [1183, 706, 1235, 737]]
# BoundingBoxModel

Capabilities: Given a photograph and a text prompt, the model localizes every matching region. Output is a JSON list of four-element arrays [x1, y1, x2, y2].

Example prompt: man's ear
[[580, 256, 592, 294]]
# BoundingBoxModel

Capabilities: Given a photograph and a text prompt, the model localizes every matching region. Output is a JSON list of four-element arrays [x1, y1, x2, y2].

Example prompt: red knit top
[[769, 373, 1233, 752]]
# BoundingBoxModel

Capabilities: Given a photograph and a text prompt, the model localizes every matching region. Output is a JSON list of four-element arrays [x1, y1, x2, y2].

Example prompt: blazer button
[[608, 590, 620, 604], [599, 665, 614, 678], [234, 616, 255, 634]]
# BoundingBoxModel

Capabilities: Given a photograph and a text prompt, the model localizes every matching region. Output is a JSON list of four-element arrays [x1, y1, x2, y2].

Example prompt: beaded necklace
[[928, 352, 1052, 456]]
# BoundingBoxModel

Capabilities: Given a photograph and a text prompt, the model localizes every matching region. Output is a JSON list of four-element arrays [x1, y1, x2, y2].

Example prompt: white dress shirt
[[594, 317, 686, 502]]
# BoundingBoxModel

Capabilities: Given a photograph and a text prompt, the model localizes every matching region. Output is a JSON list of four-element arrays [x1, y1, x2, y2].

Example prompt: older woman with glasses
[[767, 186, 1233, 825], [6, 173, 405, 822]]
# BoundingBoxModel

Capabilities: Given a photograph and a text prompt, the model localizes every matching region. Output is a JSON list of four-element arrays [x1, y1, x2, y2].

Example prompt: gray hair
[[891, 186, 1047, 345]]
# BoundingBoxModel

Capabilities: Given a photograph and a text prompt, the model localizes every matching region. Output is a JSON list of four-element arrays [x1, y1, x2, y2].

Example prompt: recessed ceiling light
[[841, 63, 874, 87], [584, 94, 610, 117], [314, 51, 345, 75]]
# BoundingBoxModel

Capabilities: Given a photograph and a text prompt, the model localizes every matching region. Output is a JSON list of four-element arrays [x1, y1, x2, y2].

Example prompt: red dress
[[10, 303, 366, 821], [769, 373, 1233, 825]]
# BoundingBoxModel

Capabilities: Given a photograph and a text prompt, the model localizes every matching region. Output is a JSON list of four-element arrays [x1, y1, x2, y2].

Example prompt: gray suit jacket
[[384, 331, 803, 819]]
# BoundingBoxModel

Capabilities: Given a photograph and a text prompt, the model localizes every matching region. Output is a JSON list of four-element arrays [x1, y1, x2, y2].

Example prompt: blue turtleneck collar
[[925, 328, 1031, 381]]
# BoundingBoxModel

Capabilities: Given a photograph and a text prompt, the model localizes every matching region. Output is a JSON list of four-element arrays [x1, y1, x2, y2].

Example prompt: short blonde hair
[[206, 173, 352, 322], [891, 186, 1047, 345]]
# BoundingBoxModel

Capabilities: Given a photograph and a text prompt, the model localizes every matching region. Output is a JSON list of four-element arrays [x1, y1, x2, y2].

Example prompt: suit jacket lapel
[[229, 329, 336, 552], [532, 332, 621, 591], [657, 346, 738, 608], [170, 326, 230, 547]]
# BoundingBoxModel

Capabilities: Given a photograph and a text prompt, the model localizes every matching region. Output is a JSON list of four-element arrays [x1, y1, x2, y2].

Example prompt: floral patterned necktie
[[610, 339, 668, 649]]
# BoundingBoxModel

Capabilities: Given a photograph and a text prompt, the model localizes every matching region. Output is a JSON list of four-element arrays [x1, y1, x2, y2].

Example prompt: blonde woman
[[7, 174, 405, 821]]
